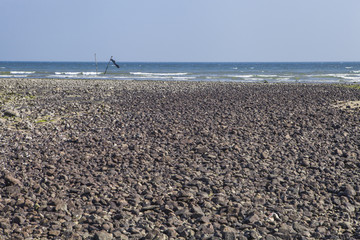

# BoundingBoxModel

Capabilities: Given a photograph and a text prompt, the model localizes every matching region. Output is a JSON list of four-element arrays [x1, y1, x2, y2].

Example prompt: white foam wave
[[0, 75, 28, 78], [83, 72, 102, 75], [11, 71, 35, 74], [345, 67, 353, 69], [256, 75, 278, 78], [172, 77, 196, 80], [48, 75, 73, 78], [342, 76, 360, 80], [48, 74, 107, 79], [351, 70, 360, 73], [130, 72, 187, 76], [310, 73, 360, 82], [113, 76, 134, 79], [322, 74, 348, 78], [55, 72, 81, 75], [229, 75, 254, 78], [136, 76, 169, 79], [122, 76, 196, 81], [55, 71, 103, 76]]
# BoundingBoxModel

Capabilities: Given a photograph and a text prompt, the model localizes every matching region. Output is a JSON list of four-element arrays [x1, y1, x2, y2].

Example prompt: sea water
[[1, 61, 360, 83]]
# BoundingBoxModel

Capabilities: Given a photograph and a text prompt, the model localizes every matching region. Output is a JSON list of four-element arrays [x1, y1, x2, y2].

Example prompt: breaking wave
[[11, 71, 35, 74]]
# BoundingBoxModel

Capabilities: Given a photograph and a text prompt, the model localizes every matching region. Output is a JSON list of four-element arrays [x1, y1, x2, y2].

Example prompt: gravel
[[0, 78, 360, 239]]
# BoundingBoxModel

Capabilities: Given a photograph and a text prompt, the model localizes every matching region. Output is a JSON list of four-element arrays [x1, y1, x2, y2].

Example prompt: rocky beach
[[0, 78, 359, 239]]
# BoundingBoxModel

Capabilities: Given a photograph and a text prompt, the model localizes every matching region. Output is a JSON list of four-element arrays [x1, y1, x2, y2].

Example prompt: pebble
[[199, 223, 214, 235], [113, 231, 128, 240], [4, 173, 22, 186], [94, 231, 113, 240], [222, 226, 237, 240], [342, 184, 356, 197], [244, 212, 260, 224], [2, 109, 19, 118], [48, 230, 61, 236], [12, 216, 25, 225]]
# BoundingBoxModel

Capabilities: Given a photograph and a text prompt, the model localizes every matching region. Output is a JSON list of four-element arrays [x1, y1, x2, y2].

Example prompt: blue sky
[[1, 0, 360, 62]]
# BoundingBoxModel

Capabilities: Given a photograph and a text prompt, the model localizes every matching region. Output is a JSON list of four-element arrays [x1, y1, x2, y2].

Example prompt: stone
[[12, 216, 25, 225], [339, 221, 352, 230], [144, 230, 161, 239], [223, 232, 236, 240], [141, 205, 159, 211], [3, 109, 19, 118], [0, 220, 10, 230], [278, 223, 296, 234], [301, 158, 310, 167], [261, 151, 269, 159], [113, 231, 128, 240], [165, 228, 178, 238], [4, 173, 22, 186], [195, 145, 208, 154], [293, 222, 309, 234], [156, 233, 168, 240], [222, 226, 237, 240], [343, 202, 355, 213], [245, 230, 260, 239], [199, 216, 210, 223], [334, 148, 343, 156], [55, 200, 68, 212], [191, 204, 205, 217], [102, 223, 111, 231], [94, 231, 113, 240], [316, 226, 327, 234], [175, 208, 191, 218], [342, 184, 356, 197], [48, 230, 61, 236], [212, 195, 227, 206], [244, 212, 260, 224], [24, 199, 34, 208], [4, 185, 21, 197], [2, 80, 360, 240], [265, 235, 278, 240], [199, 223, 214, 235]]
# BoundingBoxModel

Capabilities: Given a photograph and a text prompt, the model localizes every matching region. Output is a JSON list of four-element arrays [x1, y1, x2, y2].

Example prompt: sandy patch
[[333, 100, 360, 110]]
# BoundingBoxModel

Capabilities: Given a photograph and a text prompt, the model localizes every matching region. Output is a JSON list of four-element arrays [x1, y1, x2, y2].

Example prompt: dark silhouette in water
[[111, 58, 120, 68]]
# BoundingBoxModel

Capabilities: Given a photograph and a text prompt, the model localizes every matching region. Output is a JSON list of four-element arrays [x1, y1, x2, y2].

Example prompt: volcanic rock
[[1, 79, 360, 239]]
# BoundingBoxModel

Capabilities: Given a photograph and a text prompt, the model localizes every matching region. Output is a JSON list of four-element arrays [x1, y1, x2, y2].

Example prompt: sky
[[1, 0, 360, 62]]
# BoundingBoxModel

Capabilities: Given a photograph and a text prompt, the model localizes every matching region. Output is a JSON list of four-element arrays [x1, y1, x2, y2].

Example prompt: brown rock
[[4, 173, 22, 186], [94, 231, 113, 240], [49, 230, 61, 236]]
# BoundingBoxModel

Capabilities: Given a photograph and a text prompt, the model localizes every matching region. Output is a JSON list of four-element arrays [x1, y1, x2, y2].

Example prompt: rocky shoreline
[[0, 78, 360, 239]]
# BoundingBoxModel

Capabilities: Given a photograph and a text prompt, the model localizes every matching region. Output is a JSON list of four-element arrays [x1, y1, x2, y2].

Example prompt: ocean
[[1, 61, 360, 83]]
